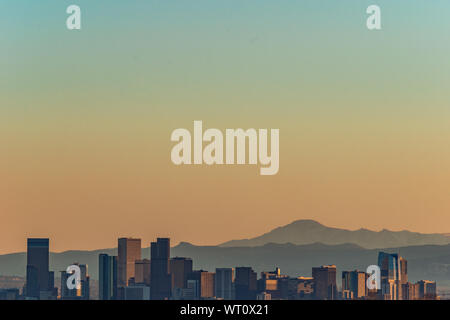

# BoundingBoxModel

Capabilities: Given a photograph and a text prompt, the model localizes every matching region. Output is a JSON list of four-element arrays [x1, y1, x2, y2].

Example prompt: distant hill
[[1, 242, 450, 288], [219, 219, 450, 249]]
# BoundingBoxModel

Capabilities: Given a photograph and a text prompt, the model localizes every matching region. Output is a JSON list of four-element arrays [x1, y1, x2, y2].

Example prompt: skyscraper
[[150, 238, 171, 300], [187, 270, 215, 299], [118, 238, 141, 287], [235, 267, 257, 300], [342, 270, 367, 299], [378, 252, 407, 300], [418, 280, 437, 300], [312, 265, 337, 300], [399, 257, 408, 284], [402, 282, 419, 300], [99, 254, 118, 300], [60, 271, 74, 299], [215, 268, 235, 300], [170, 257, 193, 290], [26, 238, 50, 299], [135, 259, 151, 286], [60, 263, 90, 300], [60, 270, 82, 300], [79, 264, 90, 300]]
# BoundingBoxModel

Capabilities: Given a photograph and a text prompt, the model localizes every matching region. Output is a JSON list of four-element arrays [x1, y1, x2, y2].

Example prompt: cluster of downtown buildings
[[0, 237, 439, 300]]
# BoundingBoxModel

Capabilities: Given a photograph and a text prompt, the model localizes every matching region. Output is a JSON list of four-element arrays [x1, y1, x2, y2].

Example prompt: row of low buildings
[[1, 237, 438, 300]]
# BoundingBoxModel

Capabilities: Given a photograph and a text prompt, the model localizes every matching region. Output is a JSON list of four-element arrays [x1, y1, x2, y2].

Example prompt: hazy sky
[[1, 1, 450, 254]]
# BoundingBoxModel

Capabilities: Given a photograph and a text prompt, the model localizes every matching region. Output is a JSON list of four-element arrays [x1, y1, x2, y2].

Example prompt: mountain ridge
[[219, 219, 450, 249]]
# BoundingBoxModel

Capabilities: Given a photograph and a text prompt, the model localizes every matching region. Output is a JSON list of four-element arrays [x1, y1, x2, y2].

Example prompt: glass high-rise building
[[150, 238, 171, 300], [26, 238, 50, 299], [215, 268, 235, 300], [378, 252, 408, 300], [99, 254, 118, 300]]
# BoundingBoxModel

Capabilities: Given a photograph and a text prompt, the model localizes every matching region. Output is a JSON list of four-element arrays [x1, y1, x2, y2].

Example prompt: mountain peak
[[288, 219, 324, 228], [220, 219, 450, 249]]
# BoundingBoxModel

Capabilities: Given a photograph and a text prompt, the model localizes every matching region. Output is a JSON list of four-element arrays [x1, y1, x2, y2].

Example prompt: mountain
[[2, 242, 450, 289], [219, 219, 450, 249]]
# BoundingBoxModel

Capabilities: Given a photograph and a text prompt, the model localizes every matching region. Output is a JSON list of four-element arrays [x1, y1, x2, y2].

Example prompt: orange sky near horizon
[[1, 0, 450, 254]]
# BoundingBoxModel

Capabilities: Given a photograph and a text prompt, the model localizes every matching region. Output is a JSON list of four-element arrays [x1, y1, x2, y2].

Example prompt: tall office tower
[[378, 252, 407, 300], [60, 270, 81, 299], [60, 271, 69, 299], [215, 268, 235, 300], [235, 267, 257, 300], [26, 238, 50, 299], [118, 238, 141, 287], [135, 259, 151, 285], [312, 265, 337, 300], [399, 257, 408, 284], [99, 254, 118, 300], [170, 257, 193, 290], [60, 263, 90, 300], [342, 270, 367, 299], [150, 238, 171, 300], [187, 270, 215, 299], [402, 282, 419, 300], [417, 280, 437, 300], [78, 264, 90, 300]]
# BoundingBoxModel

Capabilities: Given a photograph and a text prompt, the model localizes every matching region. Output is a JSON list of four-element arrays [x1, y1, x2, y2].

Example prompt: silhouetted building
[[342, 270, 367, 299], [418, 280, 437, 300], [124, 284, 150, 300], [399, 257, 408, 284], [0, 288, 20, 300], [258, 268, 289, 300], [26, 238, 53, 299], [181, 280, 200, 299], [287, 277, 314, 300], [60, 263, 89, 300], [402, 282, 419, 300], [135, 259, 151, 286], [312, 265, 337, 300], [99, 254, 118, 300], [150, 238, 171, 300], [187, 270, 215, 299], [235, 267, 257, 300], [78, 264, 90, 300], [118, 238, 141, 287], [215, 268, 235, 300], [170, 257, 193, 290], [60, 270, 79, 299]]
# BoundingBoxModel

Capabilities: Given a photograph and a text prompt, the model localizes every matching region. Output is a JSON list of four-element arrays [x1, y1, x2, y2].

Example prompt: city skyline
[[2, 0, 450, 255], [0, 236, 440, 300]]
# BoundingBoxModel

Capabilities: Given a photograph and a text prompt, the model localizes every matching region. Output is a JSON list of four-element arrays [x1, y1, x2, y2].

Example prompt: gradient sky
[[1, 1, 450, 254]]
